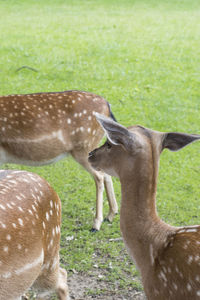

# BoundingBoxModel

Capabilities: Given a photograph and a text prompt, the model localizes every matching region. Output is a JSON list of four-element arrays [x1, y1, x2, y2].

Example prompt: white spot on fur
[[6, 234, 11, 241], [17, 244, 22, 250], [2, 272, 11, 279], [28, 209, 33, 215], [187, 255, 193, 264], [0, 204, 6, 210], [3, 246, 8, 252], [196, 275, 200, 282], [18, 218, 23, 226], [46, 212, 49, 221]]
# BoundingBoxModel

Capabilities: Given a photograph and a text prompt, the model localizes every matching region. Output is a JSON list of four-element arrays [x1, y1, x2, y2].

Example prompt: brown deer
[[88, 113, 200, 300], [0, 170, 69, 300], [0, 90, 118, 231]]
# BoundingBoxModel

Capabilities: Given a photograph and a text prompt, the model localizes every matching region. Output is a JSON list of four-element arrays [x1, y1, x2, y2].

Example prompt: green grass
[[0, 0, 200, 297]]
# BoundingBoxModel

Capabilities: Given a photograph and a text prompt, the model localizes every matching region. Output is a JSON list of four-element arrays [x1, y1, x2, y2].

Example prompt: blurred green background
[[0, 0, 199, 298]]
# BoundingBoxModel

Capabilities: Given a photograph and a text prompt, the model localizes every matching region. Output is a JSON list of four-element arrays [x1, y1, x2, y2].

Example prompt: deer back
[[0, 90, 110, 165], [0, 170, 61, 299]]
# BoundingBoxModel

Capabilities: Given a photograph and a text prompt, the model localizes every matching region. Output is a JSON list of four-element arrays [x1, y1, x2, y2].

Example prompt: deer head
[[88, 114, 200, 300]]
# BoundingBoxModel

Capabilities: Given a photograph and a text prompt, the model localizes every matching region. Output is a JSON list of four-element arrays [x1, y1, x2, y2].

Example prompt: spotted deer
[[0, 170, 69, 300], [0, 90, 118, 231], [88, 114, 200, 300]]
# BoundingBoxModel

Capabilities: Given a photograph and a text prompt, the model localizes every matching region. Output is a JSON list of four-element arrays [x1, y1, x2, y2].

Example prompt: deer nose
[[88, 149, 96, 158]]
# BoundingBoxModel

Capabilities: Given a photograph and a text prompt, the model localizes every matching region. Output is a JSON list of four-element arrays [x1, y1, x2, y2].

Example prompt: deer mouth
[[88, 152, 101, 171], [88, 150, 95, 161]]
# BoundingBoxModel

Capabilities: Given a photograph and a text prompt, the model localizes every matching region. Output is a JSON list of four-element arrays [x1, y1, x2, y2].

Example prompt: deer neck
[[119, 155, 173, 274]]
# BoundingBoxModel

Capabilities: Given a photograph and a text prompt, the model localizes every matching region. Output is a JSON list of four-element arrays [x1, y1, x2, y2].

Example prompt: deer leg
[[71, 150, 104, 231], [56, 268, 69, 300], [92, 169, 104, 231], [104, 174, 118, 222], [33, 260, 69, 300]]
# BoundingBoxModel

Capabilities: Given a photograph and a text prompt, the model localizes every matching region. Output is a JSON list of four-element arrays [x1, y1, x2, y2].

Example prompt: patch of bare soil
[[25, 268, 146, 300], [25, 272, 146, 300], [68, 272, 146, 300]]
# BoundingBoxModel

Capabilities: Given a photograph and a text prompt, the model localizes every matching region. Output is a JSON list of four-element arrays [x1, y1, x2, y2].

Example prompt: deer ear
[[95, 113, 134, 151], [162, 132, 200, 152]]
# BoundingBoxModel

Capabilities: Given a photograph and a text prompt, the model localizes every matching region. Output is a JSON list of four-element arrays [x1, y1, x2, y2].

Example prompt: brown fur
[[0, 170, 69, 299], [0, 90, 118, 230], [89, 114, 200, 299]]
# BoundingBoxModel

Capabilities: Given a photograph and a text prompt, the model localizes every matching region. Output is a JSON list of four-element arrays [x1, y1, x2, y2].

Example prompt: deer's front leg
[[71, 150, 104, 231], [104, 174, 118, 222], [92, 170, 104, 231]]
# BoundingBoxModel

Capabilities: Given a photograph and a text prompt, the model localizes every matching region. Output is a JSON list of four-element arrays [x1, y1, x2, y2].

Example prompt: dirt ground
[[26, 268, 146, 300], [26, 271, 146, 300], [68, 272, 146, 300]]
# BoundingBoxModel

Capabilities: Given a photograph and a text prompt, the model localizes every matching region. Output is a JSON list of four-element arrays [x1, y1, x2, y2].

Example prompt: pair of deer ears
[[95, 113, 200, 152]]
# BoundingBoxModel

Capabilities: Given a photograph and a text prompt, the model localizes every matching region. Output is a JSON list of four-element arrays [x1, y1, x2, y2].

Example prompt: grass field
[[0, 0, 199, 298]]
